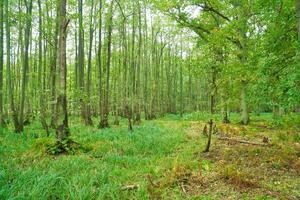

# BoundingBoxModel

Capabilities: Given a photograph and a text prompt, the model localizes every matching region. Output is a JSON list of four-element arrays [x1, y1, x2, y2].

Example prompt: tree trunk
[[37, 0, 49, 135], [0, 0, 4, 126], [134, 1, 142, 124], [143, 4, 148, 119], [56, 0, 69, 141], [222, 95, 230, 124], [296, 0, 300, 40], [85, 0, 94, 126], [131, 2, 137, 124], [18, 0, 33, 133], [5, 0, 19, 131], [50, 2, 60, 128], [97, 0, 103, 127], [78, 0, 87, 124], [203, 119, 213, 153], [180, 41, 183, 117], [240, 80, 249, 125], [210, 66, 217, 114], [100, 1, 113, 128]]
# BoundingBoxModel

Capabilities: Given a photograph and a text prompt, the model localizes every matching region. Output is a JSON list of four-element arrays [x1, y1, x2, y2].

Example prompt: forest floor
[[0, 113, 299, 199]]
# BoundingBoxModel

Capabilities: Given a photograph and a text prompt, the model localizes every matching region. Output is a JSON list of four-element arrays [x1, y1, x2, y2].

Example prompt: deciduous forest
[[0, 0, 300, 199]]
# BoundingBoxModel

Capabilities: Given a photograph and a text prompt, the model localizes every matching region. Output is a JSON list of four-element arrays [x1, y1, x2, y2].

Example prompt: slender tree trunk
[[85, 0, 94, 126], [166, 47, 172, 113], [78, 0, 87, 124], [210, 65, 217, 115], [56, 0, 69, 141], [134, 1, 142, 124], [130, 2, 136, 124], [222, 95, 230, 124], [50, 2, 60, 128], [180, 41, 183, 117], [100, 1, 113, 128], [74, 20, 78, 98], [18, 0, 33, 133], [238, 7, 250, 125], [97, 0, 103, 128], [188, 60, 192, 112], [0, 0, 4, 125], [5, 0, 19, 131], [143, 6, 148, 119], [37, 0, 49, 135], [296, 0, 300, 40], [203, 119, 213, 153], [241, 80, 249, 125]]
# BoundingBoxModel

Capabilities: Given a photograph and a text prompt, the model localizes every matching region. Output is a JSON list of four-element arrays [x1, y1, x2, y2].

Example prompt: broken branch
[[217, 136, 271, 147]]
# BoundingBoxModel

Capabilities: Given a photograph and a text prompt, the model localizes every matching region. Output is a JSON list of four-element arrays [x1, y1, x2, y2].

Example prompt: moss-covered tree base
[[99, 118, 109, 129], [47, 138, 80, 155]]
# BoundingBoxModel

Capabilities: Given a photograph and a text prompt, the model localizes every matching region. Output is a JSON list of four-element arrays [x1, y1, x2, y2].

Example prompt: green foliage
[[31, 137, 56, 153], [201, 160, 213, 172], [46, 138, 92, 155], [1, 115, 299, 199], [0, 119, 188, 199]]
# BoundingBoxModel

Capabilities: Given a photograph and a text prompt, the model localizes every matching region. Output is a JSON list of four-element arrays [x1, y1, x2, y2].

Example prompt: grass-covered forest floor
[[0, 113, 299, 199]]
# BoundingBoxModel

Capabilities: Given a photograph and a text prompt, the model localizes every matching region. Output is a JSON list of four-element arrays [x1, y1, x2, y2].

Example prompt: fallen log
[[217, 136, 271, 147]]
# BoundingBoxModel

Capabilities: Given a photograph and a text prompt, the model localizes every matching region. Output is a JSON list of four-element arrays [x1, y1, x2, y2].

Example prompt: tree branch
[[196, 2, 230, 22]]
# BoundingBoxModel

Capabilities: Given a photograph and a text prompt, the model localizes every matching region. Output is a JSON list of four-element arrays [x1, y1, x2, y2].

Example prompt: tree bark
[[100, 1, 113, 128], [50, 1, 60, 128], [56, 0, 69, 141], [210, 66, 217, 114], [134, 1, 142, 124], [203, 119, 213, 153], [180, 41, 183, 117], [85, 0, 94, 126], [296, 0, 300, 40], [0, 0, 4, 125], [18, 0, 33, 133], [97, 0, 103, 128], [78, 0, 87, 124], [240, 80, 249, 125], [37, 0, 49, 135], [5, 0, 19, 131]]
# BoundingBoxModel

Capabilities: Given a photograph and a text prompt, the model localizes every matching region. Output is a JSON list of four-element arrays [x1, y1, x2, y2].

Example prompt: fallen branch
[[180, 183, 187, 194], [121, 184, 140, 191], [217, 136, 271, 147]]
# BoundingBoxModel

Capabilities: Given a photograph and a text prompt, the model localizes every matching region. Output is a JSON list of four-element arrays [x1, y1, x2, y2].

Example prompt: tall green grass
[[0, 118, 200, 200], [1, 113, 298, 199]]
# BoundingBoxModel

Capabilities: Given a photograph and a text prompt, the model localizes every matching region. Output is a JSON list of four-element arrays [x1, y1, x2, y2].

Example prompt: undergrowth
[[0, 113, 299, 199]]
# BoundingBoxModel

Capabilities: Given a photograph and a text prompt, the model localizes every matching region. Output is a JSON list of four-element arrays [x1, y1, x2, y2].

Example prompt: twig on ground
[[121, 184, 140, 191], [217, 136, 271, 147]]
